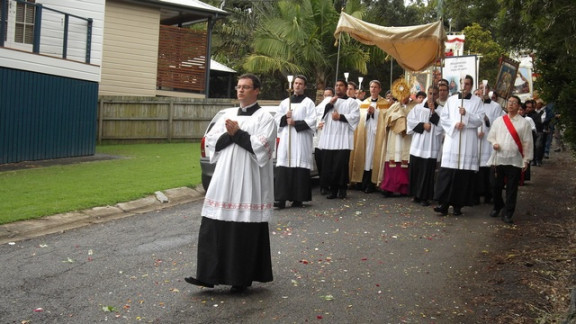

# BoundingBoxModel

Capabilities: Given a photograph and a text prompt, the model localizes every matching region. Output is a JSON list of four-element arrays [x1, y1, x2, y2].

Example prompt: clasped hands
[[225, 119, 240, 136]]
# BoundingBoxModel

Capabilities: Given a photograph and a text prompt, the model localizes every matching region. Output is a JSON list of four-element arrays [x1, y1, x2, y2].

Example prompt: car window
[[204, 111, 227, 135]]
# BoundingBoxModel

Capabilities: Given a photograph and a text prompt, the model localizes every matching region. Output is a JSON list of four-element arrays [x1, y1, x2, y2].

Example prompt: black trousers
[[320, 149, 351, 193], [534, 132, 545, 162], [491, 165, 522, 218]]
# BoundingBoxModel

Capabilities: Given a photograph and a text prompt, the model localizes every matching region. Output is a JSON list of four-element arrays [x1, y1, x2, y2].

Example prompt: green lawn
[[0, 143, 201, 225]]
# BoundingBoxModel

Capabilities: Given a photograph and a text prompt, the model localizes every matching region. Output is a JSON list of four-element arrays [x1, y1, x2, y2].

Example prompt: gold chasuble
[[372, 101, 415, 184], [349, 96, 392, 183]]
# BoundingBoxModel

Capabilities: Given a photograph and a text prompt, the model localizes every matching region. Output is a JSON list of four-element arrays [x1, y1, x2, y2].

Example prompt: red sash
[[502, 115, 523, 158], [502, 115, 526, 185]]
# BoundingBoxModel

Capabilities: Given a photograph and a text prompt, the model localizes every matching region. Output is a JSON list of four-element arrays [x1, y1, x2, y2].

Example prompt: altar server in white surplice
[[274, 75, 317, 209], [434, 75, 484, 216], [407, 85, 443, 206], [185, 74, 276, 293], [316, 79, 360, 199], [475, 82, 504, 204]]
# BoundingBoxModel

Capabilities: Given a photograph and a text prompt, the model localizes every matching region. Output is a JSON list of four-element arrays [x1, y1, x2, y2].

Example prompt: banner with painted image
[[405, 67, 434, 100], [442, 55, 477, 96], [512, 55, 533, 101], [495, 56, 520, 100]]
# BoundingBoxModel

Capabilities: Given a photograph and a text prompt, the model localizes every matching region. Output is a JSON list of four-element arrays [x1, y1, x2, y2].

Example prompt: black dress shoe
[[501, 215, 514, 224], [326, 194, 338, 199], [420, 200, 430, 206], [489, 209, 500, 218], [433, 205, 448, 216], [453, 208, 463, 216], [338, 190, 347, 199], [291, 201, 303, 207], [274, 201, 286, 209], [364, 187, 375, 193], [412, 197, 421, 203], [184, 277, 214, 288]]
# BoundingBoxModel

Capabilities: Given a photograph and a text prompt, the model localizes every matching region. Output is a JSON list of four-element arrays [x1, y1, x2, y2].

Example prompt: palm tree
[[243, 0, 369, 96], [210, 0, 275, 71]]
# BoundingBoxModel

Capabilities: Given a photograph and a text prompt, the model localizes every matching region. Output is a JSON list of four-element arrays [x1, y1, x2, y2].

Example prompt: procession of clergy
[[275, 74, 533, 225]]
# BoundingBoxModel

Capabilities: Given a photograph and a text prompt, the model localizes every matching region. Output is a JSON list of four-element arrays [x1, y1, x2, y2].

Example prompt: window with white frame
[[14, 0, 35, 44]]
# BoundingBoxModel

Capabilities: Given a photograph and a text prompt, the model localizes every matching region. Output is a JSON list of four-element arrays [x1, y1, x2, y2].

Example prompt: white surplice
[[202, 107, 277, 223], [440, 93, 484, 171], [478, 100, 504, 167], [407, 102, 444, 159], [363, 101, 379, 170], [317, 96, 360, 150], [275, 96, 317, 170]]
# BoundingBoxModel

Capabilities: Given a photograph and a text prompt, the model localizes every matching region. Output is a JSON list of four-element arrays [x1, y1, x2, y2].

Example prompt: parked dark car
[[199, 106, 317, 190]]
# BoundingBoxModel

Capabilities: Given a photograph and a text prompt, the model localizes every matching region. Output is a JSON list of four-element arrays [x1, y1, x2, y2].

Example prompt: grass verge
[[0, 143, 201, 225]]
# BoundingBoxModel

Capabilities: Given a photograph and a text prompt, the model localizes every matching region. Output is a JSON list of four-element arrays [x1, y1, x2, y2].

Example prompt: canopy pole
[[390, 59, 393, 89], [334, 1, 346, 86], [335, 33, 342, 86]]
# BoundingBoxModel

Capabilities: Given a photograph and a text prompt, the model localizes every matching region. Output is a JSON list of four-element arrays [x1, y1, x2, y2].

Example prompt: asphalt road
[[0, 187, 503, 323]]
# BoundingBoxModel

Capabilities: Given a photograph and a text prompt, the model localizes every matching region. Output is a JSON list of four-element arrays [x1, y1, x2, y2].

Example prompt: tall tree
[[243, 0, 369, 99], [462, 23, 504, 85], [441, 0, 499, 34], [497, 0, 576, 147], [207, 0, 274, 71]]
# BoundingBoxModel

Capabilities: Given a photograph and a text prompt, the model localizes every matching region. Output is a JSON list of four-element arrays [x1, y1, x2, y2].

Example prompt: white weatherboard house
[[101, 0, 228, 97], [0, 0, 228, 164]]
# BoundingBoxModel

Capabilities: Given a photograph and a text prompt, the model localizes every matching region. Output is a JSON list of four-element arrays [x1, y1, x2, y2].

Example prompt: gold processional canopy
[[334, 12, 447, 72]]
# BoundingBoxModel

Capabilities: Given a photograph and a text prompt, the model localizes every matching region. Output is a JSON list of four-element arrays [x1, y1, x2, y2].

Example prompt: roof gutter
[[118, 0, 229, 18]]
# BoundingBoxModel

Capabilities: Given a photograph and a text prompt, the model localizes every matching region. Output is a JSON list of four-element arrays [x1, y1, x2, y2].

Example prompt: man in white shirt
[[487, 95, 534, 224]]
